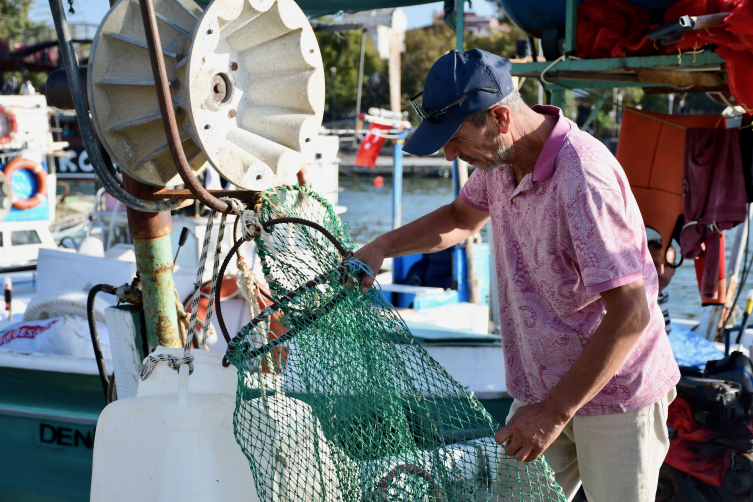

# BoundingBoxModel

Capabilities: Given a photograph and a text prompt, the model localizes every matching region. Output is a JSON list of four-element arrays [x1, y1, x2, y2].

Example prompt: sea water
[[338, 174, 744, 322]]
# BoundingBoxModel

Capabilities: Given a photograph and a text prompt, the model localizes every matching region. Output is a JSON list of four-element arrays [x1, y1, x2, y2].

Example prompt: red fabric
[[574, 0, 753, 111], [354, 123, 390, 168], [692, 232, 726, 304], [575, 0, 656, 59], [665, 398, 732, 486], [681, 127, 746, 298]]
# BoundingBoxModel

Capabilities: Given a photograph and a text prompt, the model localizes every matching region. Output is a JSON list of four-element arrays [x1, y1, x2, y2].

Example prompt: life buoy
[[0, 106, 17, 145], [4, 157, 47, 210]]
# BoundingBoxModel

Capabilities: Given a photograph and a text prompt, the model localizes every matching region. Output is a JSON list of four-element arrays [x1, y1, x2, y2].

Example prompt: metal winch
[[86, 0, 324, 191]]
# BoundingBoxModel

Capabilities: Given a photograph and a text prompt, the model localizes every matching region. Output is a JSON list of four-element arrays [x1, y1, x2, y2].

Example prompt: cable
[[48, 0, 182, 213], [87, 284, 117, 401]]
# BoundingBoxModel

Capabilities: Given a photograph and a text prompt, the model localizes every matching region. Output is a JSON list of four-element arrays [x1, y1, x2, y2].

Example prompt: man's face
[[443, 108, 514, 172], [649, 246, 676, 291]]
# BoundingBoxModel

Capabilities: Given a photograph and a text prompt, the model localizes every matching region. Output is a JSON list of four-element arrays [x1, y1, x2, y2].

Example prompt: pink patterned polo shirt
[[460, 105, 680, 415]]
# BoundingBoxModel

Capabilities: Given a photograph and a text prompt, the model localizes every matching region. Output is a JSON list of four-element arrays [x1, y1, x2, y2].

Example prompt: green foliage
[[316, 30, 385, 116], [400, 23, 456, 122], [0, 0, 38, 39]]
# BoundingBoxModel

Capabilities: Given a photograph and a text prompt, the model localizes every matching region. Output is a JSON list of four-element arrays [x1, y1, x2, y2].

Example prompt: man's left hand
[[494, 400, 572, 462]]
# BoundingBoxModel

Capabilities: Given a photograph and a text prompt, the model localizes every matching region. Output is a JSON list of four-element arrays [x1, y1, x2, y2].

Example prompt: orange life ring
[[0, 106, 17, 145], [3, 158, 47, 210]]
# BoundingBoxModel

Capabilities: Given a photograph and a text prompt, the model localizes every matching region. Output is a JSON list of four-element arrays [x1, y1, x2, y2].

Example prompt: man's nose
[[443, 143, 458, 161]]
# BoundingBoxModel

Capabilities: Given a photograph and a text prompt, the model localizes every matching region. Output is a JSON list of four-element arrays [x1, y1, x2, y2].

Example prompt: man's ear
[[491, 105, 511, 134]]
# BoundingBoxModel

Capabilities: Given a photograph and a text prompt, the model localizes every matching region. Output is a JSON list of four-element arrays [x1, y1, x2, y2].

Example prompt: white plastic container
[[90, 347, 259, 501]]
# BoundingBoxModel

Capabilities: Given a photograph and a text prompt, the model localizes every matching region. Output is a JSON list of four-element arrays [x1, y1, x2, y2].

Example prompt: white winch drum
[[87, 0, 324, 190]]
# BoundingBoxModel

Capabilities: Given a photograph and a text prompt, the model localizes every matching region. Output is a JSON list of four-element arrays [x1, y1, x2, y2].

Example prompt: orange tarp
[[616, 108, 728, 303]]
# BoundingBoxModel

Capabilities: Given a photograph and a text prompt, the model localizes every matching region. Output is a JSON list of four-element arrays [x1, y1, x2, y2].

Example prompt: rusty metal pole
[[122, 174, 181, 349]]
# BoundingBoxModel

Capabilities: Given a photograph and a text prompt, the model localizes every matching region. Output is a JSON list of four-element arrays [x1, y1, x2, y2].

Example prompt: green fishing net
[[225, 185, 566, 502]]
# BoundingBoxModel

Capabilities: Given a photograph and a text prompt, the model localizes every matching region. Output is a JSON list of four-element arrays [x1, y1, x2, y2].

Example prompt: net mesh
[[226, 186, 567, 502]]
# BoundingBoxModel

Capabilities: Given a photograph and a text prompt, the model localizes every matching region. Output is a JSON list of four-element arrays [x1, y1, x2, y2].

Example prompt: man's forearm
[[374, 200, 488, 259]]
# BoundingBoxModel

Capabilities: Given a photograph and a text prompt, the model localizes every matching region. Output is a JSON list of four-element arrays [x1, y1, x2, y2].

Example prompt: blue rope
[[342, 256, 374, 281]]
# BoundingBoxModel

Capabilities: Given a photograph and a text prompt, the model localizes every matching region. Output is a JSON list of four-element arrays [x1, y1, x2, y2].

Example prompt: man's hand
[[494, 400, 571, 463], [353, 239, 387, 292], [349, 198, 489, 293], [495, 279, 650, 463]]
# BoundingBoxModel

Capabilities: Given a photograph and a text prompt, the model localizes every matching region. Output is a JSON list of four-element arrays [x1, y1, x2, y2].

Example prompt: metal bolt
[[256, 175, 262, 180], [207, 29, 213, 34], [204, 124, 210, 130], [230, 62, 238, 71], [229, 109, 237, 118], [211, 74, 227, 103], [310, 49, 315, 54], [305, 138, 311, 142]]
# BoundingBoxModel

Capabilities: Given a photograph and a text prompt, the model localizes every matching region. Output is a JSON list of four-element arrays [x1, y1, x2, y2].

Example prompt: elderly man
[[355, 49, 680, 502]]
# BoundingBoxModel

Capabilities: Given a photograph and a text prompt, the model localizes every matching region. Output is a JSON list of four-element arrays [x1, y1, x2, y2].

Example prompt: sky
[[30, 0, 500, 30]]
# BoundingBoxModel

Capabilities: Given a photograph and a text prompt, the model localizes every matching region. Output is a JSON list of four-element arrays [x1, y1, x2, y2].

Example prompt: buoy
[[374, 176, 384, 188], [3, 158, 47, 210]]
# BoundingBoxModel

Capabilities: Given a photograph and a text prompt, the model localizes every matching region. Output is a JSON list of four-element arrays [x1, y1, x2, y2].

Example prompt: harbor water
[[339, 174, 748, 322]]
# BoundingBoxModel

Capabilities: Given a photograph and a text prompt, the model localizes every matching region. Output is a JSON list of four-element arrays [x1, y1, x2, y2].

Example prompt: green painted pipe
[[134, 235, 181, 349]]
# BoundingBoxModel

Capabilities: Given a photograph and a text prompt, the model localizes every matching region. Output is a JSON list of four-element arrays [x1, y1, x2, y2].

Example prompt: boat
[[3, 0, 752, 499]]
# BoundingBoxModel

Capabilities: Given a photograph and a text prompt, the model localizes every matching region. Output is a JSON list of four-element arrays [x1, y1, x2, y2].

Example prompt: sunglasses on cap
[[409, 87, 498, 123]]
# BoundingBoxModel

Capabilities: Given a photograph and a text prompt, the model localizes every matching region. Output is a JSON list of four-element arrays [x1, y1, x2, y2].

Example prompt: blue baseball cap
[[403, 49, 515, 156]]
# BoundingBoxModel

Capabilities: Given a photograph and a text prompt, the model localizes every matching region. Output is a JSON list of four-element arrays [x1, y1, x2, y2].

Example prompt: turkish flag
[[354, 123, 391, 168]]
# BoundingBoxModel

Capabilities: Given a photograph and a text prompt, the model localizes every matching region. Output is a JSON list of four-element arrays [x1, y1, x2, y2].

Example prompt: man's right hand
[[354, 238, 386, 292], [349, 197, 489, 293]]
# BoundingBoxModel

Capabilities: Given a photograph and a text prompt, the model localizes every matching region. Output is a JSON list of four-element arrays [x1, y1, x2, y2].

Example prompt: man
[[355, 49, 680, 502], [648, 239, 676, 334]]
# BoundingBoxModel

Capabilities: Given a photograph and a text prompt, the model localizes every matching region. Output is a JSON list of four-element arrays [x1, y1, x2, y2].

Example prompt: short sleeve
[[565, 187, 644, 295], [459, 169, 490, 212]]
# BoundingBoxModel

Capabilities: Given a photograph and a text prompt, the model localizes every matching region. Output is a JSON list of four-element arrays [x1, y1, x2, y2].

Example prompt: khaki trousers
[[503, 389, 676, 502]]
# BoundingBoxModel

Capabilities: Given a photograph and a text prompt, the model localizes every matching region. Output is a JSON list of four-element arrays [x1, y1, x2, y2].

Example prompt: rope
[[140, 198, 246, 380], [140, 353, 194, 379]]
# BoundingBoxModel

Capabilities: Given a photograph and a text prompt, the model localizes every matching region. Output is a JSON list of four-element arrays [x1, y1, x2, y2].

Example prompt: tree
[[0, 0, 36, 40], [315, 29, 385, 119], [401, 21, 540, 124]]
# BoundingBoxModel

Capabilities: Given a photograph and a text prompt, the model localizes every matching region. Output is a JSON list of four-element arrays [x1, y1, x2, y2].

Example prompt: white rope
[[140, 353, 194, 380], [140, 198, 246, 380]]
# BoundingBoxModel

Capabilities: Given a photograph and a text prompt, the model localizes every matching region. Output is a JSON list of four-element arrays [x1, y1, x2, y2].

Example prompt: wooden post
[[389, 29, 401, 113]]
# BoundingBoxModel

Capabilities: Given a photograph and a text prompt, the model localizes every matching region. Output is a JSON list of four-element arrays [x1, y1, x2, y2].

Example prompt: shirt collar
[[530, 105, 574, 182]]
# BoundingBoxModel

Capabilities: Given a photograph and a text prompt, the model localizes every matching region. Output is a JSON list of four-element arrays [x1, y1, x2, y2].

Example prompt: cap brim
[[402, 116, 465, 156]]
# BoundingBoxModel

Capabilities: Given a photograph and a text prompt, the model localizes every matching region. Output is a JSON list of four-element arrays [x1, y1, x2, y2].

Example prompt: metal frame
[[509, 0, 728, 106]]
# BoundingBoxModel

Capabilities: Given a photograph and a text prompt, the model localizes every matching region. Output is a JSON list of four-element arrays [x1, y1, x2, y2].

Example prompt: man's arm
[[354, 197, 490, 290], [495, 279, 650, 462]]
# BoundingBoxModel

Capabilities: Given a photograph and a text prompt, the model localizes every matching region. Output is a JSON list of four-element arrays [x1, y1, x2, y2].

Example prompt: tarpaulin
[[617, 109, 729, 304]]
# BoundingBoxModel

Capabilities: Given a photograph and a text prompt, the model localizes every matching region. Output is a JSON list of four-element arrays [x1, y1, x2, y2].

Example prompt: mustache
[[458, 154, 480, 164]]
